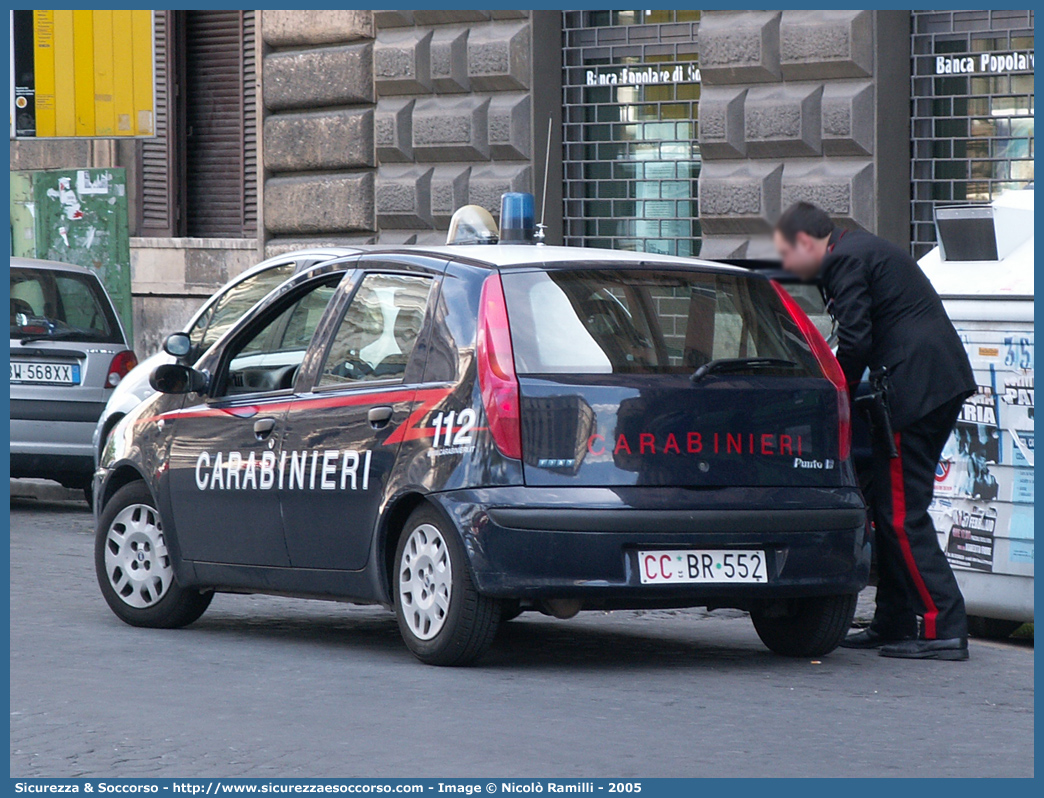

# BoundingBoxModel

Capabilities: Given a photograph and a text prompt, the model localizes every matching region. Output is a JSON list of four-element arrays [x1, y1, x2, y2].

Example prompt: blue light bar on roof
[[499, 192, 536, 244]]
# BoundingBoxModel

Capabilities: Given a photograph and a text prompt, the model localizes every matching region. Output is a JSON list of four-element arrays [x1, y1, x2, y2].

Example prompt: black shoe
[[879, 638, 969, 661], [840, 628, 914, 649]]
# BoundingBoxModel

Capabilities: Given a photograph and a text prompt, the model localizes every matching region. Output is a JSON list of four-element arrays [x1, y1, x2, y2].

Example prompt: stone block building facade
[[368, 10, 562, 247], [695, 10, 911, 258], [10, 9, 1034, 352], [261, 10, 376, 256]]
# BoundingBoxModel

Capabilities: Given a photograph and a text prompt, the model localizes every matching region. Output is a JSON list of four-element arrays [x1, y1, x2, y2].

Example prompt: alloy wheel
[[103, 503, 172, 608], [398, 523, 453, 640]]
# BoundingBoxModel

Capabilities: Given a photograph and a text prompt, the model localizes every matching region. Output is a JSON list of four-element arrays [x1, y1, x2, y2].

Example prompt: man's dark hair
[[775, 201, 834, 244]]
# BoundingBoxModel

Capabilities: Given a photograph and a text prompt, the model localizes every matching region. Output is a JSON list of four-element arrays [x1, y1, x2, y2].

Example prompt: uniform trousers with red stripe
[[869, 395, 968, 641]]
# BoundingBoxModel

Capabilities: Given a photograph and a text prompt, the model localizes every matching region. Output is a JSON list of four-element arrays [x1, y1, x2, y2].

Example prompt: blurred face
[[774, 230, 827, 280]]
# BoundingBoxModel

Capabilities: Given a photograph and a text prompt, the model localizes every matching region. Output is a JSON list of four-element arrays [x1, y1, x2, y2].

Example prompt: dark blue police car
[[94, 243, 869, 665]]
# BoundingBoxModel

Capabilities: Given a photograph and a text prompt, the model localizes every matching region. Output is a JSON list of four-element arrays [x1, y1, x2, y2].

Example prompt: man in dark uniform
[[773, 201, 977, 660]]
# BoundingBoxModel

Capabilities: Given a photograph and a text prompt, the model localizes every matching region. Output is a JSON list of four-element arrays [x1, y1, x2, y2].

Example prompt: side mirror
[[163, 332, 192, 359], [150, 363, 209, 395]]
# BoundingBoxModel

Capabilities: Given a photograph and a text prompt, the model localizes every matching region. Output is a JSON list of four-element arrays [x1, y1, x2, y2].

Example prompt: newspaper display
[[929, 325, 1034, 576]]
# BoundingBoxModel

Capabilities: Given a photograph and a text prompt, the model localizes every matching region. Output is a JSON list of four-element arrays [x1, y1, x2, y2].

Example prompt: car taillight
[[106, 350, 138, 389], [476, 273, 522, 460], [771, 281, 851, 461]]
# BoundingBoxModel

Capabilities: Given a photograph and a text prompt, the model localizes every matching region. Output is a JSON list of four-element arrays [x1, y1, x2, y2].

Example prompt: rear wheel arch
[[379, 492, 432, 599], [379, 493, 477, 603]]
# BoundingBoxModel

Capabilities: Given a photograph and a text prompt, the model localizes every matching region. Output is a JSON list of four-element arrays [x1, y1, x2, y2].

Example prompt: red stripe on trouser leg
[[889, 432, 940, 639]]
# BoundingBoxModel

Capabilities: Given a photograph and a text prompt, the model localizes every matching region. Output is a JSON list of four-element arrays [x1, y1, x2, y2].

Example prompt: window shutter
[[138, 11, 180, 236], [184, 10, 256, 238], [242, 11, 257, 235]]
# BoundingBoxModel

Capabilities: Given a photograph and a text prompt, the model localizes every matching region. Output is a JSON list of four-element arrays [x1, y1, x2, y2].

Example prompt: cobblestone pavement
[[10, 496, 1034, 778]]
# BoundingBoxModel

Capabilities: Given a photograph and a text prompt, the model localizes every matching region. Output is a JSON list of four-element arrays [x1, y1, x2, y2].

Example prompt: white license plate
[[638, 549, 768, 584], [10, 361, 80, 385]]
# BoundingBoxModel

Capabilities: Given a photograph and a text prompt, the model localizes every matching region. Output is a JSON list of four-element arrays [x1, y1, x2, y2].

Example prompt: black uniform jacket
[[819, 227, 976, 430]]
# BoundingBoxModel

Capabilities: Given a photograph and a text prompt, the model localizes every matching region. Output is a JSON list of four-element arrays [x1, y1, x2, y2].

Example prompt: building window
[[562, 10, 701, 257], [138, 10, 257, 238], [910, 10, 1034, 257]]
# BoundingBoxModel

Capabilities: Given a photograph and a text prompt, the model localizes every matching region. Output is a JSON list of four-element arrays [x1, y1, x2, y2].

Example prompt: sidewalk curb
[[9, 479, 86, 504]]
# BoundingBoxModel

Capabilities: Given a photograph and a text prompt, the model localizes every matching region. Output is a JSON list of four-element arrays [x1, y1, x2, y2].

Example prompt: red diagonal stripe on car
[[382, 387, 456, 445]]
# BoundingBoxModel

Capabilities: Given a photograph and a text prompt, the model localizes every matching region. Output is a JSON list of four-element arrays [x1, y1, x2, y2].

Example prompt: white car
[[92, 248, 361, 468]]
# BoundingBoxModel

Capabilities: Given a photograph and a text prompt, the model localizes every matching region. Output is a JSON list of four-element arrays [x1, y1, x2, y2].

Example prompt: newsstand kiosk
[[919, 187, 1034, 636]]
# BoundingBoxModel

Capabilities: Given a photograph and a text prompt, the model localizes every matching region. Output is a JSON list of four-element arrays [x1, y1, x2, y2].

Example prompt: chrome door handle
[[368, 405, 393, 428], [253, 417, 277, 440]]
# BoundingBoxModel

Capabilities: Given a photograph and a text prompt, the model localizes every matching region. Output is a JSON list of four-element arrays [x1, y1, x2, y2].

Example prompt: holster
[[854, 367, 899, 459]]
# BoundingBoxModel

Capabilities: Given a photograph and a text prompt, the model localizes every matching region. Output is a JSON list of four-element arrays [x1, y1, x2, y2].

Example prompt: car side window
[[318, 273, 433, 388], [216, 277, 340, 397], [190, 263, 296, 355]]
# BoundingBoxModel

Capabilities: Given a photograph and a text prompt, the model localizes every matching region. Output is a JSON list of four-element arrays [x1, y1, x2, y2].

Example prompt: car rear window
[[781, 282, 835, 345], [501, 267, 819, 376], [10, 266, 122, 343]]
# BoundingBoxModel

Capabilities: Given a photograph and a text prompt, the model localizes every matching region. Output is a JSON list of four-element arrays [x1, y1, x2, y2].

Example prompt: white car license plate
[[638, 549, 768, 585], [9, 361, 80, 385]]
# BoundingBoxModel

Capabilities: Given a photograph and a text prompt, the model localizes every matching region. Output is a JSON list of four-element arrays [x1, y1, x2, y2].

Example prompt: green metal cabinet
[[11, 168, 133, 342]]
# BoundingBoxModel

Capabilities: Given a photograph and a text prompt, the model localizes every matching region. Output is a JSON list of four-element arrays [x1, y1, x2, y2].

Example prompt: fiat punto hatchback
[[94, 246, 869, 665], [11, 257, 136, 501]]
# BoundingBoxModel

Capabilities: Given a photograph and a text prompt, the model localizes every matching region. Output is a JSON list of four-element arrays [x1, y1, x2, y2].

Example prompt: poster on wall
[[944, 504, 998, 572]]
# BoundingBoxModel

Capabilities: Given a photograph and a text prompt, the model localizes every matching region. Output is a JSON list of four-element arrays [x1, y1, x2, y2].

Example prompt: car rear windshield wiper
[[17, 329, 105, 345], [691, 357, 799, 384]]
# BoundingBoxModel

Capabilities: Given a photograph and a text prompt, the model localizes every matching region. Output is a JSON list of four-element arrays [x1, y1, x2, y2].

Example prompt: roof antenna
[[535, 116, 552, 245]]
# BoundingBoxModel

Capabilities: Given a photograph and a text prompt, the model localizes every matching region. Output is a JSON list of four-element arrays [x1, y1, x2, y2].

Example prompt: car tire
[[751, 593, 858, 657], [393, 505, 500, 666], [967, 615, 1022, 640], [95, 481, 212, 629]]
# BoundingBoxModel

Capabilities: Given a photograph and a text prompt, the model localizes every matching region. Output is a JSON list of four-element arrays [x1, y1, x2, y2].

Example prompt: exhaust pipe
[[538, 598, 582, 619]]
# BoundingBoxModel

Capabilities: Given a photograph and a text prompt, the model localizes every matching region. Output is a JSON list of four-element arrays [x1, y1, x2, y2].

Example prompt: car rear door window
[[502, 267, 819, 376], [317, 273, 434, 387]]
